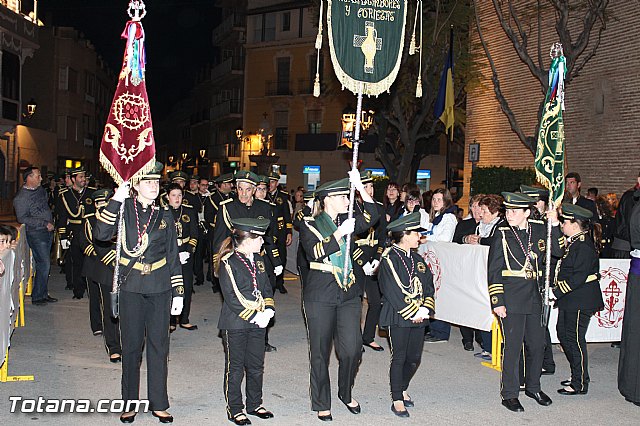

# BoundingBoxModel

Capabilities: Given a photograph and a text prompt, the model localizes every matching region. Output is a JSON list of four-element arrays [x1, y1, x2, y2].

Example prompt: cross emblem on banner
[[603, 280, 622, 299], [353, 21, 382, 74]]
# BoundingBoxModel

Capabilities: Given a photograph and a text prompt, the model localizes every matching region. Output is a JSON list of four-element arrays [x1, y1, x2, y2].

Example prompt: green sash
[[315, 212, 354, 291]]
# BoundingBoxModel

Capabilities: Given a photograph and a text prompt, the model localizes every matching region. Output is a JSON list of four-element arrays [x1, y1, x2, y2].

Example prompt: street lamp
[[235, 127, 243, 141], [23, 98, 37, 119]]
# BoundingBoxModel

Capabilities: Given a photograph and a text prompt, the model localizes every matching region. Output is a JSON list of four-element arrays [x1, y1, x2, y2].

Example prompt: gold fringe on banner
[[99, 151, 156, 186]]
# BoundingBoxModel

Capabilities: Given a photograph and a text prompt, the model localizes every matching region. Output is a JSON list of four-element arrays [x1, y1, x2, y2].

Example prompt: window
[[251, 15, 262, 43], [274, 127, 288, 150], [276, 57, 290, 95], [1, 50, 19, 100], [307, 109, 322, 134], [57, 116, 67, 139], [282, 12, 291, 32], [67, 117, 78, 142], [59, 67, 68, 90], [264, 13, 276, 41]]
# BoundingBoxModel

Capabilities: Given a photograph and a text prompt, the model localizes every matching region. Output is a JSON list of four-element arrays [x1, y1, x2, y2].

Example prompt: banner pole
[[542, 189, 553, 327], [342, 83, 364, 287], [110, 202, 125, 317]]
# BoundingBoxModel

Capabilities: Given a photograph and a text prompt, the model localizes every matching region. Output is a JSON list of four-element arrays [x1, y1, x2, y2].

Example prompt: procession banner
[[327, 0, 408, 96]]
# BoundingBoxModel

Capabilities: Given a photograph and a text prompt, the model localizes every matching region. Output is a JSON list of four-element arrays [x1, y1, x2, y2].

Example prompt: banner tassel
[[315, 0, 324, 50], [416, 76, 422, 98], [415, 1, 423, 97], [409, 1, 419, 55]]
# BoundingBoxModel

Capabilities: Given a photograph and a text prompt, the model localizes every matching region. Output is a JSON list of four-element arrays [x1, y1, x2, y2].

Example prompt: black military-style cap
[[387, 212, 426, 233], [360, 170, 373, 184], [520, 184, 548, 200], [140, 162, 163, 180], [231, 217, 270, 235], [303, 191, 315, 201], [170, 171, 189, 182], [189, 174, 199, 181], [560, 203, 593, 221], [256, 175, 269, 186], [215, 173, 234, 184], [93, 188, 113, 203], [267, 171, 280, 181], [315, 178, 350, 197], [69, 166, 85, 176], [234, 170, 259, 185], [502, 192, 536, 209]]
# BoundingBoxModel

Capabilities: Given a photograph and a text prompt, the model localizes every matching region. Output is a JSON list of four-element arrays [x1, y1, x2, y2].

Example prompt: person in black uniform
[[618, 183, 640, 406], [266, 172, 292, 294], [94, 163, 184, 424], [554, 203, 604, 395], [292, 192, 315, 289], [204, 173, 235, 293], [216, 218, 276, 425], [83, 188, 122, 361], [299, 171, 379, 421], [55, 167, 95, 299], [355, 171, 388, 352], [378, 212, 435, 418], [190, 175, 209, 286], [166, 183, 199, 332], [488, 192, 563, 412]]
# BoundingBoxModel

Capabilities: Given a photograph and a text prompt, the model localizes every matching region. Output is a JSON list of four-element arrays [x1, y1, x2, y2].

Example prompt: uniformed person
[[299, 171, 379, 421], [216, 218, 276, 425], [266, 172, 292, 294], [378, 212, 434, 418], [488, 192, 563, 412], [190, 175, 209, 286], [83, 188, 122, 362], [554, 204, 604, 395], [166, 183, 199, 332], [94, 162, 183, 423], [356, 171, 388, 352], [204, 173, 235, 292], [292, 192, 315, 287], [55, 167, 95, 299]]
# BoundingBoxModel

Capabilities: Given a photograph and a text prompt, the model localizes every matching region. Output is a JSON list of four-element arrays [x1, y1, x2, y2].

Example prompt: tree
[[472, 0, 610, 153], [366, 0, 479, 184]]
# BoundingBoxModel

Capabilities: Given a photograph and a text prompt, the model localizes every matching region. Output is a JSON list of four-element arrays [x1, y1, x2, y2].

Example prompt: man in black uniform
[[488, 192, 563, 412], [611, 172, 640, 258], [55, 167, 95, 300], [266, 172, 292, 294], [204, 173, 235, 293]]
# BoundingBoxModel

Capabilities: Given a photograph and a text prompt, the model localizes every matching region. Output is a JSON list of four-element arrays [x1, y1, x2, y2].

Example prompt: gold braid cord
[[224, 259, 265, 312]]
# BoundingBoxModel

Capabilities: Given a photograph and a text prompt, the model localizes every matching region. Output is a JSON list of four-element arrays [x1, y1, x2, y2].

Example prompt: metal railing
[[265, 80, 292, 96]]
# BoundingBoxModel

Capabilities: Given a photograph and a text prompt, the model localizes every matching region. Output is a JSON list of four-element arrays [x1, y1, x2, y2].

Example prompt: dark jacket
[[452, 217, 478, 244], [14, 185, 53, 232]]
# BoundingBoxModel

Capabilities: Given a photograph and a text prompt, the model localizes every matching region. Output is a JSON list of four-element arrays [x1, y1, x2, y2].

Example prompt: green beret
[[256, 175, 269, 185], [267, 171, 280, 181], [140, 162, 163, 180], [69, 167, 85, 176], [520, 185, 548, 201], [231, 218, 270, 235], [502, 192, 536, 209], [234, 170, 259, 186], [170, 171, 189, 182], [315, 178, 351, 197], [387, 212, 426, 233], [215, 173, 235, 184], [560, 203, 593, 221]]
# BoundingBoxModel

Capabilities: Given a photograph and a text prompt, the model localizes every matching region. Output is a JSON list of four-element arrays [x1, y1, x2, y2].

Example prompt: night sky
[[39, 0, 220, 118]]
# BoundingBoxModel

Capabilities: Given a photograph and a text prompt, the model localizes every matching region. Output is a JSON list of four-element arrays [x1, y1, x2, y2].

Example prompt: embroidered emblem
[[182, 214, 190, 223], [85, 198, 93, 204], [159, 219, 167, 229], [256, 261, 265, 273], [176, 286, 185, 295], [491, 296, 498, 305], [276, 197, 283, 205], [417, 262, 426, 273], [538, 239, 546, 252]]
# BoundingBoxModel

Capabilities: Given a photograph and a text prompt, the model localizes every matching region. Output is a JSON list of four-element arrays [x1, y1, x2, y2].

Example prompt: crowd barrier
[[0, 225, 34, 382]]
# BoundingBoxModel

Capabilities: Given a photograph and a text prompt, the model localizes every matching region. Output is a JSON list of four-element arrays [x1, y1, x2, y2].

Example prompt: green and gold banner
[[327, 0, 408, 96]]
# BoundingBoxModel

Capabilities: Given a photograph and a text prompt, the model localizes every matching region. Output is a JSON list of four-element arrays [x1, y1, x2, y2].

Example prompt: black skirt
[[619, 271, 640, 402]]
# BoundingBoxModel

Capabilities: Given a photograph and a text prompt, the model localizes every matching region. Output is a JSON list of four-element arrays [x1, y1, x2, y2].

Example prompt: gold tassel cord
[[409, 0, 420, 55], [313, 0, 324, 98], [315, 0, 324, 50], [415, 1, 423, 98]]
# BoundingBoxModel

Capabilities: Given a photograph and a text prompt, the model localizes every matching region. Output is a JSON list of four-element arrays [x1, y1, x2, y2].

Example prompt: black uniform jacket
[[55, 186, 96, 247], [94, 198, 183, 295], [169, 204, 198, 256], [299, 200, 379, 304], [204, 189, 232, 240], [378, 245, 435, 328], [82, 202, 116, 285], [267, 189, 293, 243], [211, 197, 281, 269], [453, 217, 478, 244], [488, 219, 564, 314], [218, 251, 275, 330], [352, 200, 387, 287], [554, 231, 605, 312]]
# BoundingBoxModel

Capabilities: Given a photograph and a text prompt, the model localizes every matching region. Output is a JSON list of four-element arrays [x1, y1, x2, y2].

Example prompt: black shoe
[[557, 385, 587, 395], [169, 325, 176, 333], [611, 341, 621, 348], [391, 403, 410, 418], [363, 342, 384, 352], [560, 380, 571, 387], [403, 398, 415, 408], [229, 413, 252, 425], [424, 335, 448, 343], [152, 411, 174, 423], [265, 343, 277, 352], [45, 295, 58, 303], [179, 324, 198, 330], [195, 281, 203, 287], [525, 390, 552, 406], [501, 398, 524, 412], [212, 286, 220, 293], [278, 286, 288, 294], [110, 354, 122, 363], [72, 295, 83, 300], [463, 341, 474, 351], [248, 407, 274, 419], [32, 299, 47, 306], [93, 330, 103, 336], [343, 400, 360, 414], [541, 368, 555, 375], [317, 412, 332, 421], [120, 412, 136, 423]]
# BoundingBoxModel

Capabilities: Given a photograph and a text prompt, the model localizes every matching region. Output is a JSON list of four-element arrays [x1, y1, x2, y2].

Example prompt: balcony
[[265, 80, 293, 97], [212, 13, 245, 44], [211, 56, 245, 82], [211, 99, 242, 122], [297, 79, 328, 96]]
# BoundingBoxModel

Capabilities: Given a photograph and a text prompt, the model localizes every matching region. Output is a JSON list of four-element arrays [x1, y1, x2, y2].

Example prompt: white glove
[[306, 198, 315, 209], [171, 297, 184, 315], [274, 265, 283, 276], [348, 169, 364, 191], [370, 259, 380, 273], [336, 218, 356, 238], [61, 239, 71, 250], [112, 181, 131, 202], [411, 307, 430, 321], [264, 309, 275, 320], [179, 252, 190, 264], [362, 261, 374, 276], [250, 311, 270, 328]]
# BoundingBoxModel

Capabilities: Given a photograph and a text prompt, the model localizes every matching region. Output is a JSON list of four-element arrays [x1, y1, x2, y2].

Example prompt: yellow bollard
[[18, 280, 25, 327], [481, 316, 503, 371], [0, 349, 34, 382], [26, 252, 34, 296]]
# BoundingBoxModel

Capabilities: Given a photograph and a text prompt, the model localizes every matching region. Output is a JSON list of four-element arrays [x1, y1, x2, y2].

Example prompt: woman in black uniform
[[216, 218, 275, 425], [94, 163, 184, 424], [554, 204, 604, 395], [166, 183, 198, 332], [298, 171, 379, 421], [378, 212, 435, 418]]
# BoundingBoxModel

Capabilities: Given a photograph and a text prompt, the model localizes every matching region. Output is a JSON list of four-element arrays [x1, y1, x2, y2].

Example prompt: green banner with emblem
[[327, 0, 407, 96]]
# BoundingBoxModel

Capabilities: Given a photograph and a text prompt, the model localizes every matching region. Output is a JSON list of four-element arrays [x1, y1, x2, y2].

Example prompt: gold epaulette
[[221, 251, 233, 262], [528, 219, 544, 224], [220, 198, 233, 205], [182, 204, 193, 209]]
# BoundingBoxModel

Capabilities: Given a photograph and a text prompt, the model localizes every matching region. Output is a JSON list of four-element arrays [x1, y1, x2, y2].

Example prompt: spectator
[[293, 189, 306, 216], [384, 182, 403, 223], [586, 187, 598, 201], [605, 192, 619, 216], [611, 171, 640, 259], [564, 172, 598, 219], [400, 190, 430, 229], [453, 194, 484, 244], [476, 194, 505, 246], [596, 195, 615, 258], [400, 183, 420, 203], [13, 166, 57, 306], [421, 190, 433, 212]]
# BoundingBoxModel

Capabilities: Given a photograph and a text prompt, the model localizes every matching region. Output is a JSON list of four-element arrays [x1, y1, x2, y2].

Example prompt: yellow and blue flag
[[435, 29, 455, 141]]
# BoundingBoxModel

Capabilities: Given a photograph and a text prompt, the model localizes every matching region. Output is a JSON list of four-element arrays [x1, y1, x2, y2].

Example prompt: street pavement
[[0, 269, 637, 425]]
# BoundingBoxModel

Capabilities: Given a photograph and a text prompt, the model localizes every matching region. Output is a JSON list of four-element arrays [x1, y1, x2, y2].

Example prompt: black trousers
[[274, 239, 287, 290], [557, 309, 595, 392], [619, 271, 640, 402], [303, 297, 362, 411], [210, 241, 221, 291], [88, 280, 103, 333], [222, 328, 267, 417], [66, 239, 86, 298], [172, 259, 194, 326], [97, 281, 121, 356], [193, 232, 206, 284], [499, 312, 545, 399], [519, 326, 555, 385], [120, 290, 171, 411], [361, 276, 382, 345], [388, 326, 425, 401]]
